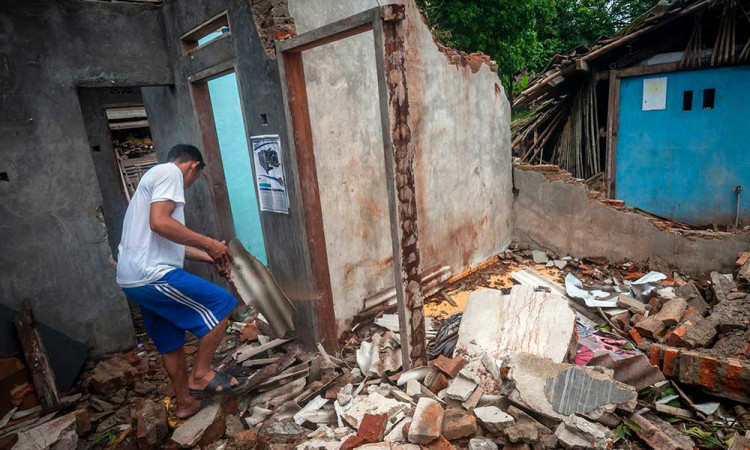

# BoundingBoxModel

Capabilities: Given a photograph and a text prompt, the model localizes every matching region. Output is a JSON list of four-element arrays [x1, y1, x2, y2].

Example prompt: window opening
[[702, 88, 715, 109], [180, 12, 230, 54], [682, 90, 693, 111]]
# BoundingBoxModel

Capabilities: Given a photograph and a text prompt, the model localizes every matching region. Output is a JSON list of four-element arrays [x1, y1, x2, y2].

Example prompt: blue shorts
[[122, 269, 237, 354]]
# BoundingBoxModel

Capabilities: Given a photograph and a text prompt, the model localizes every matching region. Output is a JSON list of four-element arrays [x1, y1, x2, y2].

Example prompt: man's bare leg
[[188, 316, 238, 392], [162, 347, 201, 418]]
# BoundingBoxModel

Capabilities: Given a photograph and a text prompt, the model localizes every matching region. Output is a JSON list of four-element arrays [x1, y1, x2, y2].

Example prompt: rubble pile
[[1, 249, 749, 449]]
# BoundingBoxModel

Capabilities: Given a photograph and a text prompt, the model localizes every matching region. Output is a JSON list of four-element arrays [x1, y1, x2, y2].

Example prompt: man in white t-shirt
[[117, 144, 244, 419]]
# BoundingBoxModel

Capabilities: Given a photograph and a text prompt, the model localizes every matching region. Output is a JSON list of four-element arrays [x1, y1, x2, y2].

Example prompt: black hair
[[167, 144, 205, 168]]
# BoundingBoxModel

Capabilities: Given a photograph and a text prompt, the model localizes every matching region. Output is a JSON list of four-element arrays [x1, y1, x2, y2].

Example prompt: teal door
[[207, 72, 267, 265]]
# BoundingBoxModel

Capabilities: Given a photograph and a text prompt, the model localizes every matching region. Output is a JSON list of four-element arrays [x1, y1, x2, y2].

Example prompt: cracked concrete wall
[[288, 0, 513, 333], [0, 0, 172, 354], [512, 168, 750, 274]]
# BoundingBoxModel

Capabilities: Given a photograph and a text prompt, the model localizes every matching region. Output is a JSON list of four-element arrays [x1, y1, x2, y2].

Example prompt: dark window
[[92, 145, 101, 152], [703, 88, 715, 109], [682, 90, 693, 111]]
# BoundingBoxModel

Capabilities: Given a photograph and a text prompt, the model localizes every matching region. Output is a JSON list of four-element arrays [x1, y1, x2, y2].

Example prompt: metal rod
[[734, 185, 743, 228]]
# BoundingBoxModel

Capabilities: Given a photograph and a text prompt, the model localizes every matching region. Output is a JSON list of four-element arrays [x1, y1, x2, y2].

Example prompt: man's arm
[[185, 246, 213, 263], [150, 200, 231, 265]]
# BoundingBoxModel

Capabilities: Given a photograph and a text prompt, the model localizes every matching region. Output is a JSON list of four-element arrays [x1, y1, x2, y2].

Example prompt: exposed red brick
[[699, 356, 717, 388], [421, 435, 454, 450], [341, 435, 365, 450], [736, 252, 750, 267], [725, 359, 743, 393], [428, 373, 450, 394], [441, 409, 477, 441], [432, 355, 467, 378], [662, 348, 679, 377], [649, 345, 661, 366], [358, 413, 388, 444], [630, 328, 645, 345]]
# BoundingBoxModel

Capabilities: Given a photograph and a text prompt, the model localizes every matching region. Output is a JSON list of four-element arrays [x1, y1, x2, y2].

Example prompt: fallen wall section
[[512, 167, 750, 274]]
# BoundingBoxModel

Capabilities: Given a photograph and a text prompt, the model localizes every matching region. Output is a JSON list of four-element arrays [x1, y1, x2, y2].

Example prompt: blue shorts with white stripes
[[122, 268, 237, 354]]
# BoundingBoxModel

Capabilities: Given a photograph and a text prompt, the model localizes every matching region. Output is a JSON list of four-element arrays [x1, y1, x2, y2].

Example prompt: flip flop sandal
[[188, 372, 248, 399]]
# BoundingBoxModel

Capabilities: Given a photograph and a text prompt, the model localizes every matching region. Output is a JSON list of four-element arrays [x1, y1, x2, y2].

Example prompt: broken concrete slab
[[504, 422, 539, 444], [341, 392, 411, 429], [171, 400, 225, 448], [408, 397, 444, 445], [501, 353, 636, 421], [441, 409, 477, 441], [456, 286, 576, 364], [710, 272, 736, 304], [554, 415, 614, 450], [629, 412, 694, 450], [473, 406, 514, 434]]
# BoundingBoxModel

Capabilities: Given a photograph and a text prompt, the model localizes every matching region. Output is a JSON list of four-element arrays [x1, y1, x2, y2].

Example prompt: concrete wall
[[616, 66, 750, 226], [512, 168, 750, 274], [289, 0, 513, 332], [0, 0, 172, 354]]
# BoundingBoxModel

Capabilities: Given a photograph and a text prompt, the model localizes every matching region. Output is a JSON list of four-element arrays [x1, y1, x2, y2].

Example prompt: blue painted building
[[616, 66, 750, 226]]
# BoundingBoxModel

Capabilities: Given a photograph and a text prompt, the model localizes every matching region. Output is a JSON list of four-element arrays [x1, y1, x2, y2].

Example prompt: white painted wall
[[288, 0, 513, 334]]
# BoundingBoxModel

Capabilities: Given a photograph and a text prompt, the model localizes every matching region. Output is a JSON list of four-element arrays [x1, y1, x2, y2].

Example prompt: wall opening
[[78, 88, 157, 257], [703, 88, 715, 109], [682, 90, 693, 111], [180, 11, 230, 54]]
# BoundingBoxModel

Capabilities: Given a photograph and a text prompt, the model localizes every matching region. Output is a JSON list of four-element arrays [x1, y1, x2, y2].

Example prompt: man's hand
[[214, 260, 232, 282], [205, 239, 232, 266]]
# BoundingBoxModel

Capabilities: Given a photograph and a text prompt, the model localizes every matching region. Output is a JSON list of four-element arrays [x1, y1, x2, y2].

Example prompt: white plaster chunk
[[532, 250, 550, 263], [555, 415, 614, 450], [13, 411, 79, 450], [473, 406, 514, 433], [456, 286, 576, 363], [171, 400, 223, 448], [469, 438, 499, 450], [340, 392, 409, 429]]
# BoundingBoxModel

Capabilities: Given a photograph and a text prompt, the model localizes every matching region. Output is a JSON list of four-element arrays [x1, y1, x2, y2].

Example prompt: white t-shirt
[[116, 163, 186, 288]]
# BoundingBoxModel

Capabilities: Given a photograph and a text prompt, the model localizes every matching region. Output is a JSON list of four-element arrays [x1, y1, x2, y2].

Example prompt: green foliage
[[684, 427, 725, 448], [416, 0, 657, 89], [614, 423, 631, 439]]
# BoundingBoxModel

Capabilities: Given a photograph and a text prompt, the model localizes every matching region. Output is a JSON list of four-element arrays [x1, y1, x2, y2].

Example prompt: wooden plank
[[188, 59, 235, 83], [188, 81, 235, 240], [179, 11, 229, 53], [105, 106, 147, 121], [277, 8, 377, 53], [14, 300, 59, 409], [233, 338, 292, 363], [277, 50, 338, 351], [605, 71, 621, 199], [597, 62, 682, 81], [108, 119, 150, 130]]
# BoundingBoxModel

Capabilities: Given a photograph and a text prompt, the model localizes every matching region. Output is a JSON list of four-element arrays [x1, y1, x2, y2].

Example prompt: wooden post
[[14, 300, 59, 409], [374, 5, 427, 369], [605, 70, 621, 199]]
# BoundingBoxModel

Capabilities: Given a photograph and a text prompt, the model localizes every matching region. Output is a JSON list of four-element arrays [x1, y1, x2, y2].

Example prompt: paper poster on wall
[[251, 134, 289, 214], [642, 77, 667, 111]]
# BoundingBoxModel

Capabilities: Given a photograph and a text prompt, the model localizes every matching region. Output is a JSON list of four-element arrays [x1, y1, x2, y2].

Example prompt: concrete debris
[[256, 420, 307, 450], [134, 398, 168, 449], [171, 400, 225, 448], [446, 370, 479, 402], [652, 298, 687, 327], [12, 410, 81, 450], [407, 397, 444, 444], [468, 438, 499, 450], [531, 250, 549, 264], [554, 415, 614, 450], [674, 282, 710, 316], [340, 392, 410, 429], [473, 406, 514, 434], [728, 432, 750, 450], [501, 353, 636, 421], [456, 286, 576, 363], [617, 294, 647, 315]]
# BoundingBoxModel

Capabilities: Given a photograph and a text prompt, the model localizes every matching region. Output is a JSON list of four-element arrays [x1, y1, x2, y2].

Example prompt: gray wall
[[288, 0, 514, 333], [512, 168, 750, 274], [0, 0, 172, 354]]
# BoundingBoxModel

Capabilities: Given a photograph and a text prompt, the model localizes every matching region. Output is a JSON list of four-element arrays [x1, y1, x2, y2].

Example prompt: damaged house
[[1, 0, 750, 449], [512, 0, 750, 228]]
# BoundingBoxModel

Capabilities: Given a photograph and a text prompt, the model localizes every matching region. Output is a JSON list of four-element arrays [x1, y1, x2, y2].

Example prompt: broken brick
[[90, 355, 141, 395], [171, 400, 225, 448], [665, 315, 717, 349], [408, 397, 444, 445], [616, 294, 646, 315], [675, 282, 709, 316], [256, 420, 306, 450], [358, 413, 388, 444], [134, 398, 168, 450], [629, 413, 693, 450], [427, 372, 449, 394], [653, 297, 687, 327], [634, 316, 665, 339], [441, 409, 477, 441], [431, 355, 467, 378], [421, 435, 454, 450], [341, 435, 365, 450], [629, 328, 645, 345], [678, 351, 749, 403]]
